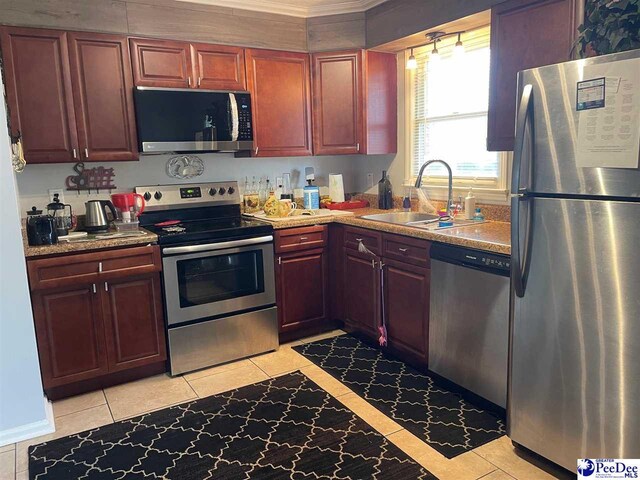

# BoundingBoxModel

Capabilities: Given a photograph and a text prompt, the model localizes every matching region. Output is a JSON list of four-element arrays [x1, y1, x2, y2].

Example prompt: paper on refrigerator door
[[576, 57, 640, 169]]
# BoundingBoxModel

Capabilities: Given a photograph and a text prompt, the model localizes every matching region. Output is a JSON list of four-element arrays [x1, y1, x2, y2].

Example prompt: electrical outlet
[[48, 189, 64, 204], [367, 173, 374, 189]]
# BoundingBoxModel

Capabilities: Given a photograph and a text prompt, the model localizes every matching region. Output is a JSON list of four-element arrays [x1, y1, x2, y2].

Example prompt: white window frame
[[403, 28, 511, 204]]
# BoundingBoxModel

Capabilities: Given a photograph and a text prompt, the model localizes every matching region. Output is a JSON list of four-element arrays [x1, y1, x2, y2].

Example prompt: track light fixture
[[405, 30, 466, 69]]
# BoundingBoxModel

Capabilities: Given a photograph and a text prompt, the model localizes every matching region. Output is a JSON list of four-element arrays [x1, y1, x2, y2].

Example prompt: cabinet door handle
[[356, 142, 360, 152], [299, 237, 308, 241], [72, 148, 77, 159], [98, 262, 103, 273], [92, 284, 96, 294], [371, 259, 376, 269], [83, 148, 89, 159], [197, 76, 201, 87], [398, 248, 408, 253], [255, 147, 259, 156], [277, 257, 282, 265], [104, 282, 109, 292], [188, 76, 192, 87]]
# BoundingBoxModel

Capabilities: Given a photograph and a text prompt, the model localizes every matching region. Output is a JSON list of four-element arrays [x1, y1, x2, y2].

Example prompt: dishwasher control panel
[[431, 243, 510, 276]]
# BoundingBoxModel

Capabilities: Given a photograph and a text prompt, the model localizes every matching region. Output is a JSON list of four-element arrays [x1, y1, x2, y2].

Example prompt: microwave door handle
[[229, 93, 239, 142], [163, 235, 273, 255]]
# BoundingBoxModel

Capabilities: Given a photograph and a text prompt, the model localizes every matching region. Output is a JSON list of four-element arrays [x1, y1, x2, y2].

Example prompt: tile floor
[[0, 329, 574, 480]]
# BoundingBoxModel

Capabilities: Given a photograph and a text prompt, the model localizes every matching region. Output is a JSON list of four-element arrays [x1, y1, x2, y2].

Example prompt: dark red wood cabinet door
[[383, 258, 430, 363], [101, 273, 167, 372], [0, 26, 79, 163], [245, 49, 313, 157], [31, 285, 108, 389], [344, 249, 380, 339], [488, 0, 581, 151], [276, 249, 329, 333], [312, 50, 363, 155], [68, 32, 138, 162], [191, 43, 246, 90], [129, 37, 193, 88]]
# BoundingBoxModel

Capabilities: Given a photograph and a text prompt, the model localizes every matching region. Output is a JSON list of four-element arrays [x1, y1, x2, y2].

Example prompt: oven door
[[162, 236, 275, 326]]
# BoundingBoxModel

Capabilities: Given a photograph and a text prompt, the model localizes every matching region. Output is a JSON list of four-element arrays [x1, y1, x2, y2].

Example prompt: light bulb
[[406, 50, 417, 70]]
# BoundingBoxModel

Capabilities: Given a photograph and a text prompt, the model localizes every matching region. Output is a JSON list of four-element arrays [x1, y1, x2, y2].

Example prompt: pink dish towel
[[378, 325, 388, 347]]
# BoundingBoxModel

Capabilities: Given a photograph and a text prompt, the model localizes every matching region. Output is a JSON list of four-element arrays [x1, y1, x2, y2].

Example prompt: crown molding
[[174, 0, 389, 18]]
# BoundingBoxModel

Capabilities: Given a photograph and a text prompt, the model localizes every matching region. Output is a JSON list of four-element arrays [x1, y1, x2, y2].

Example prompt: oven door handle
[[162, 235, 273, 256]]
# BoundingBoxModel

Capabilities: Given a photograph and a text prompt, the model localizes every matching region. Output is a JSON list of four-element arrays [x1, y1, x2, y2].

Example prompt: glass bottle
[[378, 170, 393, 210], [281, 173, 293, 201]]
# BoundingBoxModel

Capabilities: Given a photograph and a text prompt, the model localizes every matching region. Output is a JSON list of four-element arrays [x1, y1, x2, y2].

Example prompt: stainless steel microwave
[[133, 87, 253, 153]]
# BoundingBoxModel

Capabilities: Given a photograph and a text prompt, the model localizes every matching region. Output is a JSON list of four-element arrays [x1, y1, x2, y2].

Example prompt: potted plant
[[575, 0, 640, 57]]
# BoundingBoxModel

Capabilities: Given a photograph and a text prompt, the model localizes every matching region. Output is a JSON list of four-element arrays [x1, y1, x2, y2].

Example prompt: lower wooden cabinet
[[344, 249, 380, 338], [27, 246, 166, 396], [341, 226, 432, 366], [31, 284, 109, 388], [383, 257, 430, 363], [275, 226, 330, 339], [101, 274, 166, 372]]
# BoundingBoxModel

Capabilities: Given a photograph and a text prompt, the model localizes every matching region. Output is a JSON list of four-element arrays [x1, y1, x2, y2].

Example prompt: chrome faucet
[[414, 159, 454, 216]]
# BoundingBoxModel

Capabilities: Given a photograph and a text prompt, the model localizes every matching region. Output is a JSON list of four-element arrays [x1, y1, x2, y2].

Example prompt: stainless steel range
[[136, 182, 278, 375]]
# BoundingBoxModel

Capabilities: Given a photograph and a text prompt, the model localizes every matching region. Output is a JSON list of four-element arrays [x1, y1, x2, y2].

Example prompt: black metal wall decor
[[65, 162, 117, 194]]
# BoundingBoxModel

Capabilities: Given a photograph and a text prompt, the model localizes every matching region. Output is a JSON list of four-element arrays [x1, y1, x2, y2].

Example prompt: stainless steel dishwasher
[[429, 243, 510, 408]]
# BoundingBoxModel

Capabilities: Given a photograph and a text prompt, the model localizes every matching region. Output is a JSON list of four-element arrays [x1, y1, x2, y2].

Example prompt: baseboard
[[0, 396, 55, 447]]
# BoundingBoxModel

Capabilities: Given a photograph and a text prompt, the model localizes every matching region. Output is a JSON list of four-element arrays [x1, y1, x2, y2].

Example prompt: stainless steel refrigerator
[[509, 49, 640, 471]]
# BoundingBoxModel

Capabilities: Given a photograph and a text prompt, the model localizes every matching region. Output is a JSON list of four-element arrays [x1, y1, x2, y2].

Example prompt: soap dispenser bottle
[[464, 188, 476, 220], [378, 171, 393, 210]]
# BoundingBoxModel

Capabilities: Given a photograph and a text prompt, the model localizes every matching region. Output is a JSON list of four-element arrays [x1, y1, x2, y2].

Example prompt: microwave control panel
[[236, 94, 253, 141]]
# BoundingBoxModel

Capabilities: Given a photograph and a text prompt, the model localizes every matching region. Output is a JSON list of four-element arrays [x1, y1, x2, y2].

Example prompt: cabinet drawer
[[28, 245, 161, 290], [383, 233, 431, 267], [344, 226, 381, 255], [275, 225, 327, 253]]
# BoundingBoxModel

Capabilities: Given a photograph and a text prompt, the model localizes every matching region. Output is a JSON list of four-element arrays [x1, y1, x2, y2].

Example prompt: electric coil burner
[[136, 182, 278, 375]]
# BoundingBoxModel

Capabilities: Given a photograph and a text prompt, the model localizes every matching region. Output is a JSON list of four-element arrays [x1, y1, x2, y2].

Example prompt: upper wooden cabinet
[[0, 26, 138, 163], [68, 32, 138, 161], [0, 27, 79, 163], [487, 0, 582, 151], [129, 38, 192, 88], [129, 38, 247, 90], [245, 48, 313, 157], [311, 50, 397, 155], [190, 42, 246, 90], [312, 51, 362, 155]]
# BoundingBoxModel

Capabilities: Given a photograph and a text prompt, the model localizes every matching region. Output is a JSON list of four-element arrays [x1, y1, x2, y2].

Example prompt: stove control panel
[[135, 181, 240, 211]]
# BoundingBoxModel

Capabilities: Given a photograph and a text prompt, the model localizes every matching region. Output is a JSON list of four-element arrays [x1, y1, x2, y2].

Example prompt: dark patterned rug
[[29, 371, 437, 479], [293, 334, 505, 458]]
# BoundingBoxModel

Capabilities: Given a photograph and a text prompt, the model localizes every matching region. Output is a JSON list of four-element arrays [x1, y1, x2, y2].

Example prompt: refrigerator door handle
[[511, 84, 533, 195], [511, 196, 525, 297], [511, 83, 534, 298]]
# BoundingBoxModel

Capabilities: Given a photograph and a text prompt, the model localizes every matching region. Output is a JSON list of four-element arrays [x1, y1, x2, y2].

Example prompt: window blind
[[410, 26, 500, 182]]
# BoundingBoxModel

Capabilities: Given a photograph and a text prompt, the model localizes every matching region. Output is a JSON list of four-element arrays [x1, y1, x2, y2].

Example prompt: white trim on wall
[[0, 397, 54, 447]]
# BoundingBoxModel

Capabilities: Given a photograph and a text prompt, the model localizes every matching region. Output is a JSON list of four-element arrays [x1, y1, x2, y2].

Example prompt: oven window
[[177, 250, 265, 307]]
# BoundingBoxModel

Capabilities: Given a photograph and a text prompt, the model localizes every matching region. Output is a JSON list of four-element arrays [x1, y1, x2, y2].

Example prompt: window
[[408, 26, 509, 197]]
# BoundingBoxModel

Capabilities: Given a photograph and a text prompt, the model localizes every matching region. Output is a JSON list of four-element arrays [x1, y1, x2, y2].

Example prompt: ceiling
[[175, 0, 391, 18]]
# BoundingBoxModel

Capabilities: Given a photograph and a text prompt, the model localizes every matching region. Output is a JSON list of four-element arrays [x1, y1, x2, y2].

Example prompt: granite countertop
[[23, 228, 158, 258], [260, 208, 511, 255]]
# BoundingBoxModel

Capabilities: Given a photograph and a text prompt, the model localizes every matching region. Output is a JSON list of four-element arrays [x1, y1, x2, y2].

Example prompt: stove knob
[[227, 187, 235, 195], [208, 188, 217, 196], [154, 191, 163, 200], [143, 192, 152, 201], [218, 187, 226, 195]]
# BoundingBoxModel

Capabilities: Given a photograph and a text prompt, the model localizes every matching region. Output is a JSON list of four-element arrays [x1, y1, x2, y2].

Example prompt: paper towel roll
[[329, 174, 345, 202]]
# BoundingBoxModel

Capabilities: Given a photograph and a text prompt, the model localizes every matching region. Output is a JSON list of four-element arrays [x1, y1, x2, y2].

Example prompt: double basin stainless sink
[[361, 212, 482, 230]]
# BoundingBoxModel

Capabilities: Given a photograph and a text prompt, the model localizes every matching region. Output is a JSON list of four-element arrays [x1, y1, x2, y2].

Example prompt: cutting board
[[244, 209, 353, 223]]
